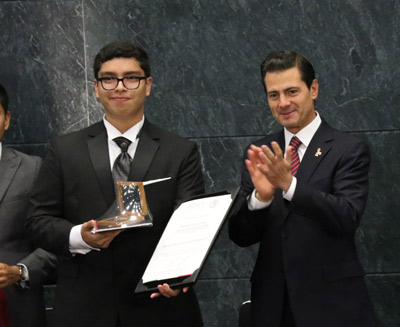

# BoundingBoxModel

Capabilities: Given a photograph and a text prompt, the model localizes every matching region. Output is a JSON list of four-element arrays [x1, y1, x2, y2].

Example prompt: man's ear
[[145, 77, 152, 96], [310, 79, 319, 100], [94, 79, 100, 99], [4, 111, 10, 131]]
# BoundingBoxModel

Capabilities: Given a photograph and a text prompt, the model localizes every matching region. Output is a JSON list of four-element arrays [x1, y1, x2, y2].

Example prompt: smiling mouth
[[111, 97, 130, 102], [280, 110, 295, 118]]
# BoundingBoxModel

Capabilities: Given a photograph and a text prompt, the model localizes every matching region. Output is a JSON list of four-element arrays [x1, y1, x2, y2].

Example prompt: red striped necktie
[[289, 136, 301, 176]]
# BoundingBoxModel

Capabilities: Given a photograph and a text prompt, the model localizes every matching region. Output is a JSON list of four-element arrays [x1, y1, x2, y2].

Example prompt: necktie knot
[[114, 137, 131, 153], [289, 136, 301, 151], [112, 137, 132, 183]]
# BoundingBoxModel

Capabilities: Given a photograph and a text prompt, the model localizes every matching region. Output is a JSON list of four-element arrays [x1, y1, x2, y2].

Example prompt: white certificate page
[[142, 194, 232, 284]]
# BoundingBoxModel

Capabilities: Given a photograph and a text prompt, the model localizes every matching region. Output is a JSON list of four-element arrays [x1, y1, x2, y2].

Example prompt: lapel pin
[[315, 148, 322, 157]]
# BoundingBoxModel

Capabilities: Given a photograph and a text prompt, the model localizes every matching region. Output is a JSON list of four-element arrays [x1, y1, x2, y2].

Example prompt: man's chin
[[280, 119, 297, 128]]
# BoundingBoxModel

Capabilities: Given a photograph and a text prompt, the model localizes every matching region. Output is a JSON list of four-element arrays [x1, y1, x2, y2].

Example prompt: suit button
[[281, 231, 288, 239]]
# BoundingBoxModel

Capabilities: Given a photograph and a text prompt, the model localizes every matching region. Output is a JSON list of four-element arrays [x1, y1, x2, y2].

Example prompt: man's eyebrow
[[122, 71, 143, 76], [98, 71, 116, 77], [285, 86, 300, 90], [99, 70, 143, 76], [267, 86, 299, 94]]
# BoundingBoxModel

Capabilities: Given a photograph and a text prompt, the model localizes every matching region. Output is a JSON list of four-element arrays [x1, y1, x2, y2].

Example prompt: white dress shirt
[[69, 116, 145, 254], [248, 112, 322, 210]]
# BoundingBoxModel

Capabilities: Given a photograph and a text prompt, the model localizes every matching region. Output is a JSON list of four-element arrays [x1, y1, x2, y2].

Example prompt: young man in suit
[[229, 51, 378, 327], [0, 83, 58, 327], [26, 41, 204, 327]]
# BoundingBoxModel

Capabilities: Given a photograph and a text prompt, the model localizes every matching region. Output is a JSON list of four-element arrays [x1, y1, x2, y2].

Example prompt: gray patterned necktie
[[112, 137, 132, 183]]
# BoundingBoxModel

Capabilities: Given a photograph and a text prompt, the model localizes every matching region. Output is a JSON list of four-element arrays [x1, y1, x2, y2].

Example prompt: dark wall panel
[[1, 0, 398, 326], [0, 1, 86, 144]]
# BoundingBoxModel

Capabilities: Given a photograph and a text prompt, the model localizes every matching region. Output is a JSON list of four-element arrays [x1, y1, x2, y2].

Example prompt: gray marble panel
[[365, 274, 400, 327], [0, 0, 86, 146], [145, 94, 277, 139], [355, 131, 400, 273], [195, 278, 251, 327], [195, 136, 259, 279], [83, 0, 400, 137], [195, 136, 262, 192]]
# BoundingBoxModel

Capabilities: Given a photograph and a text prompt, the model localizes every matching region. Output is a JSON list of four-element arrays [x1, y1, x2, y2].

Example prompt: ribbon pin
[[315, 148, 322, 157]]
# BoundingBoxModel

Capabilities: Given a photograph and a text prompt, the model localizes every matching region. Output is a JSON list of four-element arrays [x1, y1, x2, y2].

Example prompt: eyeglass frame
[[96, 76, 148, 91]]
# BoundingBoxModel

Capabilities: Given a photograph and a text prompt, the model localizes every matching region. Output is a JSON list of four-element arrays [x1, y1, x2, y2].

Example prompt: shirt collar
[[0, 142, 2, 161], [284, 111, 321, 149], [103, 115, 145, 143]]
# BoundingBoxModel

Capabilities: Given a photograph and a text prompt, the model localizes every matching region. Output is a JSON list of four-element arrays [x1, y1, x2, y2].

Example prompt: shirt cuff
[[69, 224, 100, 255], [247, 189, 273, 211], [283, 176, 297, 201], [16, 263, 29, 289]]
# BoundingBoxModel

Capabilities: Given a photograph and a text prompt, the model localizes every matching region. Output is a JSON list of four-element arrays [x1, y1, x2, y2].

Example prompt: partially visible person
[[0, 83, 58, 327], [229, 51, 378, 327]]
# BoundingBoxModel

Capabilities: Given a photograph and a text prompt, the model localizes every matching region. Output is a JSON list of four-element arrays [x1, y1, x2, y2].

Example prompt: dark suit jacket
[[229, 120, 379, 327], [27, 120, 204, 327], [0, 147, 58, 327]]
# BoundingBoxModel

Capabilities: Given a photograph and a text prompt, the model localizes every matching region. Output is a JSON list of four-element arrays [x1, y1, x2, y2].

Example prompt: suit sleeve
[[26, 141, 74, 256], [17, 156, 60, 286], [290, 138, 370, 235], [174, 141, 205, 206], [19, 248, 59, 287]]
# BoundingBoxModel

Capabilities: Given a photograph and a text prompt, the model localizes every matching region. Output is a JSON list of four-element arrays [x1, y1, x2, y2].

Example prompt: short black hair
[[260, 51, 316, 90], [0, 83, 9, 113], [93, 41, 151, 79]]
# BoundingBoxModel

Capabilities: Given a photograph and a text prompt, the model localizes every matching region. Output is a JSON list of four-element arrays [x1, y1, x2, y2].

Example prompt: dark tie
[[112, 137, 132, 183], [289, 136, 301, 176]]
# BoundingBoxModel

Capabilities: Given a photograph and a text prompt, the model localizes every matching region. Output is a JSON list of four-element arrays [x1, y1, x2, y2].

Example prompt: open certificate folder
[[135, 190, 237, 293]]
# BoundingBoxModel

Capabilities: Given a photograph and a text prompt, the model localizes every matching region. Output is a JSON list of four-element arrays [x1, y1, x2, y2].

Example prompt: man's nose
[[278, 94, 290, 107], [115, 79, 126, 91]]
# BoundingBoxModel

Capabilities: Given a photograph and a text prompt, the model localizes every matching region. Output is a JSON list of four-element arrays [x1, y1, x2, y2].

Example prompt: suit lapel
[[277, 123, 333, 223], [129, 121, 159, 181], [296, 120, 333, 183], [86, 120, 160, 205], [0, 147, 21, 203], [87, 123, 115, 206]]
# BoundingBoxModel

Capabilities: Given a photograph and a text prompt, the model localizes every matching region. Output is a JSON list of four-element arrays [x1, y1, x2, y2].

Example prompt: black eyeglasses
[[97, 76, 147, 91]]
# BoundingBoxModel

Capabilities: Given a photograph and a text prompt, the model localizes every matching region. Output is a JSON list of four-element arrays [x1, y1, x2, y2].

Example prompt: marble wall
[[1, 0, 399, 326]]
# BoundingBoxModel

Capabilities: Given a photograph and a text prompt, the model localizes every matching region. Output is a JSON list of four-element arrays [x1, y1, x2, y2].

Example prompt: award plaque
[[92, 181, 153, 233]]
